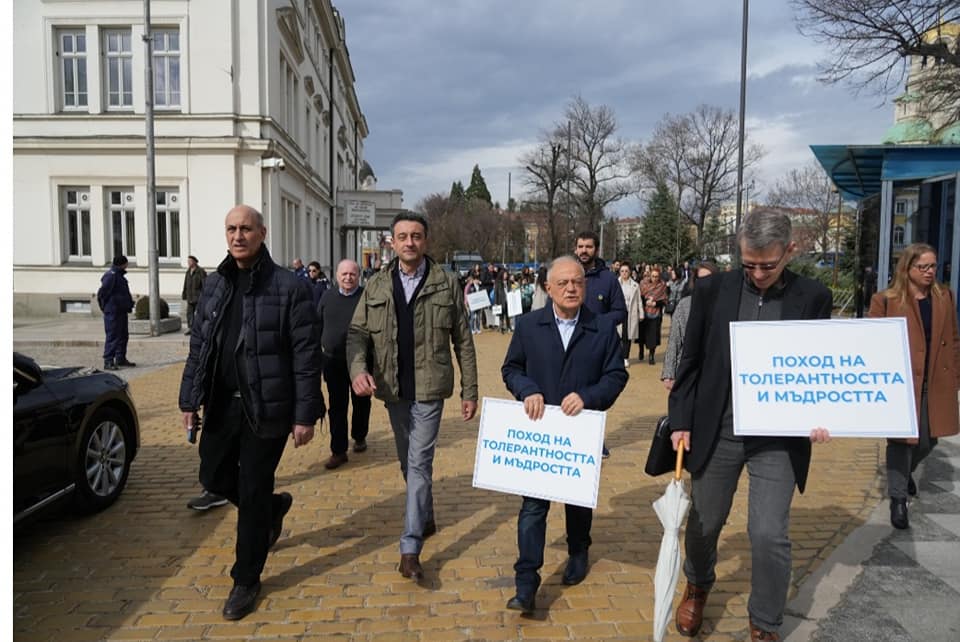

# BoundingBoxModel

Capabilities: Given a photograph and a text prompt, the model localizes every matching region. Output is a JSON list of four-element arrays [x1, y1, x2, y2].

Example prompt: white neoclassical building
[[13, 0, 401, 316]]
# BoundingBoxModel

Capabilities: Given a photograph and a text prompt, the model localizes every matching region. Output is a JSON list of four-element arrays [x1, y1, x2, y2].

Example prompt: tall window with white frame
[[152, 28, 181, 109], [103, 29, 133, 109], [280, 54, 298, 139], [156, 190, 181, 259], [107, 188, 136, 260], [57, 29, 88, 110], [62, 187, 92, 261]]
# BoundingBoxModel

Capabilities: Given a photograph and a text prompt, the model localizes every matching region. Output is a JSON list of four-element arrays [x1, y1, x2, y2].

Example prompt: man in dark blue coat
[[97, 255, 135, 370], [576, 230, 626, 458], [501, 255, 628, 614]]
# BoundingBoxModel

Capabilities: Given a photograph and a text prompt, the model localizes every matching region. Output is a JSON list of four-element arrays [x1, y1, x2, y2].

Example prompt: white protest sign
[[506, 290, 523, 317], [467, 290, 491, 311], [491, 304, 502, 316], [730, 318, 917, 438], [473, 397, 605, 508]]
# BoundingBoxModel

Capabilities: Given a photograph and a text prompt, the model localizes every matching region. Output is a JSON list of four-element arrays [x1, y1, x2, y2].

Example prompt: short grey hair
[[546, 255, 584, 281], [737, 208, 792, 251]]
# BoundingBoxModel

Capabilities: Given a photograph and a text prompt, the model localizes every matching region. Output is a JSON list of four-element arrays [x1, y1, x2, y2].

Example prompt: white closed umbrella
[[652, 443, 690, 642]]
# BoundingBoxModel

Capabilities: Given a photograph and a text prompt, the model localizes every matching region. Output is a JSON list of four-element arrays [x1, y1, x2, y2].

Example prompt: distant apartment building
[[615, 216, 643, 253], [13, 0, 396, 316]]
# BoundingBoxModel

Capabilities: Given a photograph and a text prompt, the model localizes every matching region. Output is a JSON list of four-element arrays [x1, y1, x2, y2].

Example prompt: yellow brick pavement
[[13, 326, 886, 641]]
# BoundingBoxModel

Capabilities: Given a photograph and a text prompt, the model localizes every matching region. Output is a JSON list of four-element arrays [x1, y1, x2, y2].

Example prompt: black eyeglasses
[[912, 263, 937, 273], [741, 250, 787, 273]]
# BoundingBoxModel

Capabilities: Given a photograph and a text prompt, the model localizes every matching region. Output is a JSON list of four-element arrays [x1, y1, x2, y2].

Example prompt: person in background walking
[[869, 243, 960, 530], [307, 261, 330, 307], [317, 259, 371, 470], [97, 255, 135, 370], [182, 255, 206, 335], [531, 266, 549, 311], [576, 231, 626, 458], [618, 262, 641, 368], [638, 266, 668, 365], [292, 258, 309, 281], [464, 274, 484, 334], [661, 262, 719, 390], [494, 268, 513, 333]]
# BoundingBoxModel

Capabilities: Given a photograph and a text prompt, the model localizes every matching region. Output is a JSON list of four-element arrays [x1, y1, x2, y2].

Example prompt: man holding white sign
[[501, 256, 627, 614], [668, 209, 832, 641]]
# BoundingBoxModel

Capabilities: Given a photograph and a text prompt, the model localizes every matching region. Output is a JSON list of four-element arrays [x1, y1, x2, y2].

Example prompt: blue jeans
[[514, 496, 592, 597], [683, 431, 796, 633], [385, 400, 444, 554]]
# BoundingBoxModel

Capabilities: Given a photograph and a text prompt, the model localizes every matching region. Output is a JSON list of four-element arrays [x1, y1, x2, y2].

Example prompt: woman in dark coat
[[869, 243, 960, 529], [638, 266, 668, 364]]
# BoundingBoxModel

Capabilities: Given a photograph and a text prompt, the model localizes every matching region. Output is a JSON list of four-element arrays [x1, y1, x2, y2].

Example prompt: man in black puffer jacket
[[179, 205, 325, 621]]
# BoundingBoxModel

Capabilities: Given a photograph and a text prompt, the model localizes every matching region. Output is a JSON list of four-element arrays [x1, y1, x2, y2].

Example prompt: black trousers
[[199, 396, 288, 586], [514, 496, 592, 595], [324, 358, 371, 455]]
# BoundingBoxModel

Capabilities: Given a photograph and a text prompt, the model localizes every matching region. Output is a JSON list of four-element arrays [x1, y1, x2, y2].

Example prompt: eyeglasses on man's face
[[741, 249, 787, 273]]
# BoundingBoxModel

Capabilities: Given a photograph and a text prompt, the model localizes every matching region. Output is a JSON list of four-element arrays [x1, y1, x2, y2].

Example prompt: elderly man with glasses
[[667, 208, 833, 642]]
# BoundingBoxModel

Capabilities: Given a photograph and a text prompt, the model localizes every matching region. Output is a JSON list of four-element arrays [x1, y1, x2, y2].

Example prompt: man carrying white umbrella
[[667, 210, 832, 641]]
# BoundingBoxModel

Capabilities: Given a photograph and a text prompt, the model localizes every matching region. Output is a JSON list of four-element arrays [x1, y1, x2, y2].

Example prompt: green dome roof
[[882, 119, 935, 144], [937, 122, 960, 144]]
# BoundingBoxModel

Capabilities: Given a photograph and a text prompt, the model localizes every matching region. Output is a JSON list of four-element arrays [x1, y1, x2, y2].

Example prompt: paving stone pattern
[[13, 324, 886, 641]]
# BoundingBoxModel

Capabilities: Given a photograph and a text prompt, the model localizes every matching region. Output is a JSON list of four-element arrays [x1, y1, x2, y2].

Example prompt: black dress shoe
[[890, 498, 909, 530], [268, 492, 293, 548], [116, 358, 136, 367], [104, 360, 118, 371], [506, 594, 536, 614], [562, 551, 589, 585], [908, 476, 917, 497], [422, 519, 437, 539], [353, 440, 368, 453], [222, 581, 260, 620]]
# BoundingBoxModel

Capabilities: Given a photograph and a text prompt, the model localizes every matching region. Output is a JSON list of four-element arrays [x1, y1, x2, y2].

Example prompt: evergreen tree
[[699, 212, 728, 261], [464, 165, 492, 205], [449, 180, 465, 204], [638, 181, 693, 266]]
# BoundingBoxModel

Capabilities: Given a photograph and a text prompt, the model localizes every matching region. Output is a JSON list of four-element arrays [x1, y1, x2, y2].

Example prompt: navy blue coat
[[583, 257, 627, 327], [502, 305, 628, 411]]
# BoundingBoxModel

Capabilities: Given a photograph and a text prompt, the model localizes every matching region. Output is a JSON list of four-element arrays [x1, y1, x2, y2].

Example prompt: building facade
[[13, 0, 380, 316]]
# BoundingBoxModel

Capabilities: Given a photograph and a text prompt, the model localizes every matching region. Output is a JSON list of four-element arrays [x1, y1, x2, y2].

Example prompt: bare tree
[[636, 105, 763, 243], [520, 130, 570, 258], [792, 0, 960, 120], [767, 162, 839, 258], [564, 96, 633, 232]]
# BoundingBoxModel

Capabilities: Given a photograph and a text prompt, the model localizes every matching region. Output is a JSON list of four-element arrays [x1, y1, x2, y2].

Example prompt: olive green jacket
[[347, 257, 478, 403]]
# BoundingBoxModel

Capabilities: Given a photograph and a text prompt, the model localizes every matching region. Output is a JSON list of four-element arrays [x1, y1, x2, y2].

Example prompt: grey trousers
[[684, 432, 796, 633], [887, 387, 937, 500], [385, 399, 444, 554]]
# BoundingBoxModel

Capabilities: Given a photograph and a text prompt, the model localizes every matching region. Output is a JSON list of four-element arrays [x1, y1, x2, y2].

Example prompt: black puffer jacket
[[178, 247, 325, 437]]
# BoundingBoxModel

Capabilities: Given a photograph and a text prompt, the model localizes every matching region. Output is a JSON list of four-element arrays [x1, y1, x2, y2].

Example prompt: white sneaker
[[624, 359, 630, 368]]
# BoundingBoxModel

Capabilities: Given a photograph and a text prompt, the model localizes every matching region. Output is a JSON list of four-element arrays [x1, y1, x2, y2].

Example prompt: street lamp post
[[832, 189, 842, 286]]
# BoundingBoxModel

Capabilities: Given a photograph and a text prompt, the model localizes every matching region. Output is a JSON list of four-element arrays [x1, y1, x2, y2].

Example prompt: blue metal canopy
[[810, 144, 960, 201]]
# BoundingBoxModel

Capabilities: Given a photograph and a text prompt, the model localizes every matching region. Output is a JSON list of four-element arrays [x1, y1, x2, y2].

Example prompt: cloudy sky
[[340, 0, 895, 217]]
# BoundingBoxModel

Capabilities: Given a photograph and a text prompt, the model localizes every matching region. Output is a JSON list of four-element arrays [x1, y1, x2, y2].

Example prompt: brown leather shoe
[[675, 582, 709, 636], [324, 453, 348, 470], [749, 618, 780, 641], [399, 553, 423, 580]]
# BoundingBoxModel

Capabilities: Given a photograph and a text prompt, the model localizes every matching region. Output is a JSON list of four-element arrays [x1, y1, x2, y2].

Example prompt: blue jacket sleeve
[[578, 320, 629, 410], [501, 315, 542, 401]]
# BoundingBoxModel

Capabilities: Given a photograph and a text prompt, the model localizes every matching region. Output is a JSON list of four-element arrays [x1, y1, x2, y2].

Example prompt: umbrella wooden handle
[[675, 439, 685, 480]]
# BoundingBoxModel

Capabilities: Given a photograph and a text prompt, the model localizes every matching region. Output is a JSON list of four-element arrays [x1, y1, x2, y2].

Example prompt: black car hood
[[41, 365, 99, 381]]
